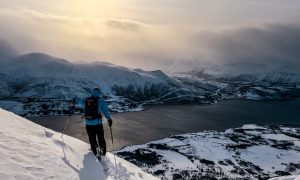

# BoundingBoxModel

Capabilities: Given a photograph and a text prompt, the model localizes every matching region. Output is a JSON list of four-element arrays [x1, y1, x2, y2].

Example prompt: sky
[[0, 0, 300, 71]]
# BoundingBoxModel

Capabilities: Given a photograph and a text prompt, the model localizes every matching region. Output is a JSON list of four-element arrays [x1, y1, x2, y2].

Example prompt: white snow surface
[[168, 62, 300, 83], [270, 175, 300, 180], [0, 108, 157, 180], [0, 53, 175, 99], [117, 125, 300, 179]]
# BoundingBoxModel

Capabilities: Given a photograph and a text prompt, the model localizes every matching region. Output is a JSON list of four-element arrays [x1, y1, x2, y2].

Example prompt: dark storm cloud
[[189, 23, 300, 68]]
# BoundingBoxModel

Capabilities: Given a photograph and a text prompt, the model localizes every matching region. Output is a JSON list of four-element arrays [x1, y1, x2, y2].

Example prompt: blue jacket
[[75, 90, 111, 125]]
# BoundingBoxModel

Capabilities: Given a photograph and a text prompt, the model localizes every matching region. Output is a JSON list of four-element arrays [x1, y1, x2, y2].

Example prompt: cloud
[[0, 8, 147, 32], [0, 7, 300, 73], [179, 23, 300, 71], [18, 9, 146, 32], [120, 22, 300, 72], [105, 19, 146, 32], [0, 8, 153, 62]]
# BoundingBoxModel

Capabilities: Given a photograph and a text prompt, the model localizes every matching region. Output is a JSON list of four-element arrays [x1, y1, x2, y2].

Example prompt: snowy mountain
[[0, 41, 299, 116], [171, 73, 299, 102], [117, 124, 300, 180], [0, 108, 157, 180], [168, 62, 300, 84], [270, 175, 300, 180], [0, 39, 175, 100], [168, 61, 300, 102], [0, 50, 179, 116], [0, 52, 176, 98]]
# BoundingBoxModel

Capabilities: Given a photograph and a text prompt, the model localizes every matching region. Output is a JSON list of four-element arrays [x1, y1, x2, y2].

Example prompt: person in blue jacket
[[75, 87, 112, 156]]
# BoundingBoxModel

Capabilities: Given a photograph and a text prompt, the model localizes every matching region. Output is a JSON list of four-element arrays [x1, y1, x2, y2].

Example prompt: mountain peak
[[16, 52, 70, 64]]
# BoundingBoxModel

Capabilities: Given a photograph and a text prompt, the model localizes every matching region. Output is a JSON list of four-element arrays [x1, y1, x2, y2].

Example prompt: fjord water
[[29, 99, 300, 151]]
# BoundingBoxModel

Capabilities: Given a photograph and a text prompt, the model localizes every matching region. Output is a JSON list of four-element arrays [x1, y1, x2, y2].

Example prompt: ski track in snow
[[0, 108, 157, 180]]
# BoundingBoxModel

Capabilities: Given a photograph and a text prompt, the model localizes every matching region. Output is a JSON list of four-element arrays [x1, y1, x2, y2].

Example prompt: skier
[[74, 87, 112, 157]]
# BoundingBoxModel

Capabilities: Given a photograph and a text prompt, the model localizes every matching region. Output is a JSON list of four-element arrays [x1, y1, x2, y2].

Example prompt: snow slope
[[0, 42, 299, 117], [0, 108, 158, 180], [172, 73, 299, 101], [270, 175, 300, 180], [168, 62, 300, 84], [0, 53, 175, 99], [0, 52, 178, 116], [117, 124, 300, 180]]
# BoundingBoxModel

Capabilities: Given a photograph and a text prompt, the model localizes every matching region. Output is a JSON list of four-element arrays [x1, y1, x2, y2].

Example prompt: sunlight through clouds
[[0, 0, 299, 70]]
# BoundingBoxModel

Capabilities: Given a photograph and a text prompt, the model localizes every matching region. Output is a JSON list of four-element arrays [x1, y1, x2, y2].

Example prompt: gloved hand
[[108, 119, 113, 127]]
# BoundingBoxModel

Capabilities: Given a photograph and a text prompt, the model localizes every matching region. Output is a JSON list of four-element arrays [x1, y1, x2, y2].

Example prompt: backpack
[[84, 97, 102, 120]]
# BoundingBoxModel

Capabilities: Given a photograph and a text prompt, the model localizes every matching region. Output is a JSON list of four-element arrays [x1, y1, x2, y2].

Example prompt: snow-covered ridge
[[0, 41, 299, 117], [0, 108, 157, 180], [0, 51, 179, 116], [172, 73, 299, 101], [270, 175, 300, 180], [168, 62, 300, 84], [0, 52, 175, 98], [117, 124, 300, 180]]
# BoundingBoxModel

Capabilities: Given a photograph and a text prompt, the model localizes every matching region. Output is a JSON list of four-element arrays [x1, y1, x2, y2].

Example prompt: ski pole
[[62, 99, 75, 137], [109, 126, 117, 167]]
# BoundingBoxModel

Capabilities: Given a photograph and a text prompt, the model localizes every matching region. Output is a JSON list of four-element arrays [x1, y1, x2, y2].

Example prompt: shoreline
[[27, 99, 300, 151], [11, 97, 299, 118]]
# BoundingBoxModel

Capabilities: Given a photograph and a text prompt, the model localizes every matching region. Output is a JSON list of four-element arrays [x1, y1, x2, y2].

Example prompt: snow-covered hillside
[[168, 62, 300, 84], [117, 124, 300, 180], [172, 73, 299, 101], [0, 41, 299, 117], [0, 51, 178, 116], [270, 175, 300, 180], [0, 52, 175, 98], [169, 62, 300, 102], [0, 108, 157, 180]]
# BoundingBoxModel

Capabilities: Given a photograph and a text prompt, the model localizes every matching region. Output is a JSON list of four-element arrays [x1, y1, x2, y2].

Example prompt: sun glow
[[0, 0, 299, 69], [56, 0, 130, 19]]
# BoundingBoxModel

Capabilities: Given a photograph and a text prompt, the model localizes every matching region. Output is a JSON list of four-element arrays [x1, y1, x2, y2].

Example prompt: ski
[[95, 147, 102, 161], [100, 158, 109, 172], [95, 147, 109, 172], [95, 156, 109, 172]]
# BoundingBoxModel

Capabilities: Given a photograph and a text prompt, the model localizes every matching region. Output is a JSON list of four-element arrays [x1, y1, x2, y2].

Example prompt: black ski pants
[[86, 124, 106, 155]]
